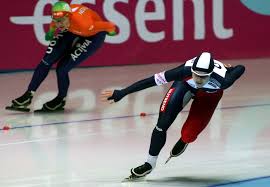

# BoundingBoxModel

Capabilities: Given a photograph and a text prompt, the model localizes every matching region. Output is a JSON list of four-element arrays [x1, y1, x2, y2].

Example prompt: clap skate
[[34, 96, 66, 113], [5, 91, 34, 112], [123, 162, 152, 182], [165, 138, 188, 164], [6, 105, 30, 112]]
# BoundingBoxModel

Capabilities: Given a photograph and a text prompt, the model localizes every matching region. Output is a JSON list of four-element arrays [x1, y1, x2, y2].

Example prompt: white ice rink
[[0, 59, 269, 187]]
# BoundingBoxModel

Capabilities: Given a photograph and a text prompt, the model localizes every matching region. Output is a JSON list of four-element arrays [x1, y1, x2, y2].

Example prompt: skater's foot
[[131, 162, 152, 177], [124, 162, 152, 181], [35, 96, 66, 112], [12, 91, 34, 106], [6, 91, 34, 112], [165, 138, 188, 164], [171, 138, 188, 157]]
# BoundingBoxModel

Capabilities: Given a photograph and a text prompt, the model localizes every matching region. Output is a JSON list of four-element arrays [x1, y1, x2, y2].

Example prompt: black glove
[[108, 90, 126, 102]]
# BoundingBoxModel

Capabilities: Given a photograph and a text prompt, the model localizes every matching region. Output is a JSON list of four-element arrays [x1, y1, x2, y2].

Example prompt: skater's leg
[[6, 32, 77, 112], [130, 81, 192, 178], [181, 90, 223, 143], [149, 83, 192, 157], [28, 31, 77, 92], [38, 32, 106, 112], [56, 31, 106, 98], [166, 90, 223, 162]]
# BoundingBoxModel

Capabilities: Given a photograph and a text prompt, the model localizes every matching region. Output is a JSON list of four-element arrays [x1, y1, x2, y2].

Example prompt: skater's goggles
[[191, 68, 212, 77], [52, 11, 70, 22]]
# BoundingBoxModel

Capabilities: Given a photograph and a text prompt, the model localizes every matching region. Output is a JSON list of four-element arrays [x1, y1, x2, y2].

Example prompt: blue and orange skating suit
[[50, 4, 115, 37]]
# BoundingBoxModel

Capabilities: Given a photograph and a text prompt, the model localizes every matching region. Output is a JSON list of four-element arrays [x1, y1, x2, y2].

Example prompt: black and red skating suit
[[110, 58, 245, 156]]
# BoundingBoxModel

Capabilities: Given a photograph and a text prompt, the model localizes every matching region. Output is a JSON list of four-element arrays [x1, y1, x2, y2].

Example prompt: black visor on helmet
[[191, 52, 214, 76]]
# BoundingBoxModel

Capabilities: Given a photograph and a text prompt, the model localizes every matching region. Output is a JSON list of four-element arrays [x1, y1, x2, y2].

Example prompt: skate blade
[[5, 106, 30, 112], [122, 175, 145, 183], [34, 108, 64, 113], [122, 177, 145, 183], [165, 156, 172, 164]]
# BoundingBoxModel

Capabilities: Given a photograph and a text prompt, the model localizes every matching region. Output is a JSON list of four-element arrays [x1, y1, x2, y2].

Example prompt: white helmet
[[191, 52, 214, 76]]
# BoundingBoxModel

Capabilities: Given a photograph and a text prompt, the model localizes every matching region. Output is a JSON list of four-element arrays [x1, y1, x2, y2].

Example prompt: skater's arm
[[221, 65, 245, 89], [113, 64, 186, 97], [101, 64, 186, 103], [92, 21, 116, 34], [100, 76, 156, 103], [104, 76, 157, 102], [163, 64, 186, 82]]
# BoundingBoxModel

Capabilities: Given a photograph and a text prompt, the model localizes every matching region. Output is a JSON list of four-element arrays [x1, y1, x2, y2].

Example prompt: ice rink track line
[[1, 103, 270, 131], [208, 175, 270, 187], [0, 128, 138, 147]]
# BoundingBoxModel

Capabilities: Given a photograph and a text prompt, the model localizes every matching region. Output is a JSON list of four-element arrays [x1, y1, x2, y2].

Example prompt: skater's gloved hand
[[109, 90, 125, 102], [101, 89, 126, 103], [224, 63, 233, 68], [45, 31, 55, 41], [107, 30, 117, 36]]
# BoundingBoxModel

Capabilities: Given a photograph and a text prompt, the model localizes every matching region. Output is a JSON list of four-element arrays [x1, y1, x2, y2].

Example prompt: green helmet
[[52, 1, 71, 13]]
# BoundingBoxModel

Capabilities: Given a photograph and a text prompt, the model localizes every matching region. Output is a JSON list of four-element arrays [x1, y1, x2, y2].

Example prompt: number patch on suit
[[213, 60, 227, 78]]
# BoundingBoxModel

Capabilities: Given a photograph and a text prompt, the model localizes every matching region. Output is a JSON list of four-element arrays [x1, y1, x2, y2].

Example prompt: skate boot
[[5, 91, 34, 112], [35, 96, 66, 113], [124, 162, 153, 181], [165, 138, 188, 164]]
